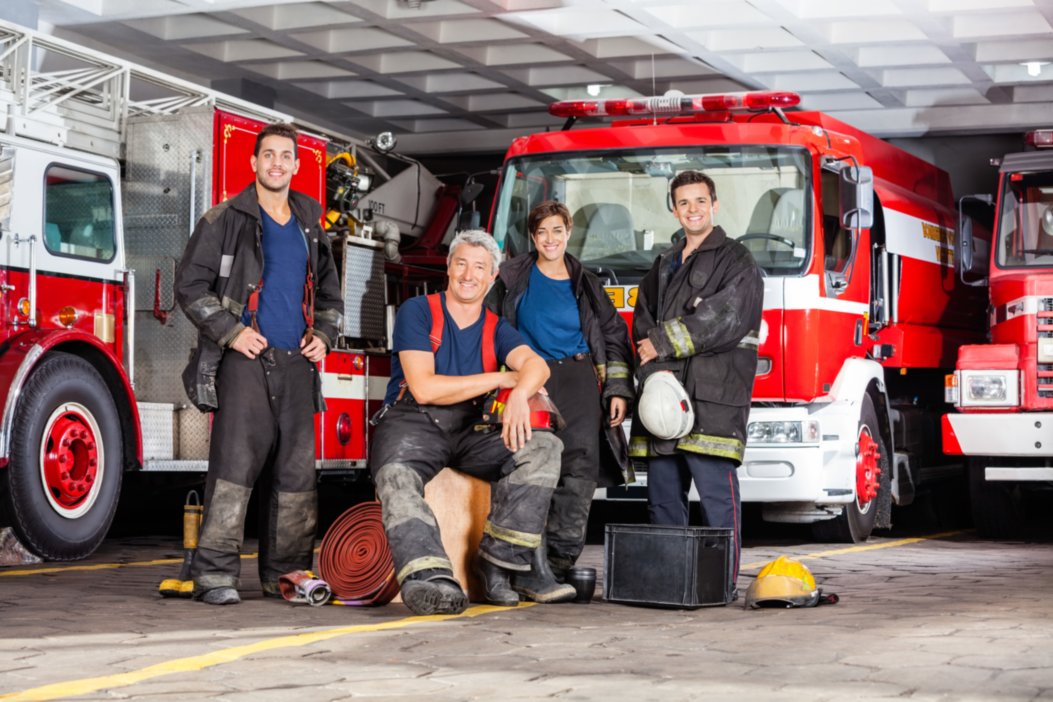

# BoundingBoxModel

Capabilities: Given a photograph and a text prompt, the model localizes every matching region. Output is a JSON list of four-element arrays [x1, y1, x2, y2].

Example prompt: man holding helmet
[[631, 170, 764, 590]]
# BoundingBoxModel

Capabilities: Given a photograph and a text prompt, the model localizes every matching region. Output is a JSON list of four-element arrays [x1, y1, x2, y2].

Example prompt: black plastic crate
[[604, 524, 733, 609]]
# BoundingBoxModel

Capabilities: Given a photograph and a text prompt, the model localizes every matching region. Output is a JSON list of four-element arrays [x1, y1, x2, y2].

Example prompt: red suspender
[[246, 278, 264, 332], [425, 293, 498, 372], [481, 310, 498, 372], [426, 293, 444, 353]]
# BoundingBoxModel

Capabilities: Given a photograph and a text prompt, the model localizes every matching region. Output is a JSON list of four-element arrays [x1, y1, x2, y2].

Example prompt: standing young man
[[631, 170, 764, 590], [176, 123, 343, 605]]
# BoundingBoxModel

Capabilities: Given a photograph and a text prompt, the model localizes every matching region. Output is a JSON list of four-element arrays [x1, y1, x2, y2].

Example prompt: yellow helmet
[[745, 556, 821, 609]]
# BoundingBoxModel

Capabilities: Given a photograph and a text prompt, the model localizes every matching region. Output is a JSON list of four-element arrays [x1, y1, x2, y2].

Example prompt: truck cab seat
[[570, 202, 634, 262]]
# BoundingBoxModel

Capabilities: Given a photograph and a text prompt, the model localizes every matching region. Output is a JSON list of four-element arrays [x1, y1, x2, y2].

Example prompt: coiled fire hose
[[317, 501, 399, 606]]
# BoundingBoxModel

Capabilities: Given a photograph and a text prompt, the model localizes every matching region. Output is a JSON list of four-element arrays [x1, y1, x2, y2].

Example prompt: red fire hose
[[317, 501, 399, 606]]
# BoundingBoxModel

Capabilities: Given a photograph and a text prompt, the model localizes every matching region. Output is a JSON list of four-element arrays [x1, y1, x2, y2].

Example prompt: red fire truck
[[943, 129, 1053, 537], [0, 21, 452, 560], [489, 91, 987, 542]]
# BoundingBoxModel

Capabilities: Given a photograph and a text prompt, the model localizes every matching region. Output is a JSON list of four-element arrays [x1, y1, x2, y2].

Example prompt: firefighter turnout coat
[[488, 251, 635, 485], [175, 184, 343, 411], [630, 226, 764, 464]]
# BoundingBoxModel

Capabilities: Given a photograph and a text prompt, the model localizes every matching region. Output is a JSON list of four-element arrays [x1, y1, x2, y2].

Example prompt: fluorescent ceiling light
[[1021, 61, 1049, 77]]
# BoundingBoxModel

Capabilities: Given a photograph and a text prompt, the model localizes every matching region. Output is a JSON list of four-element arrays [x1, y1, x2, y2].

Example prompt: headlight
[[747, 420, 819, 444], [960, 370, 1020, 407]]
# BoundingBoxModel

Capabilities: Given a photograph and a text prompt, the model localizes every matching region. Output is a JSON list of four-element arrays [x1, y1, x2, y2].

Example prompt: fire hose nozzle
[[278, 570, 333, 607]]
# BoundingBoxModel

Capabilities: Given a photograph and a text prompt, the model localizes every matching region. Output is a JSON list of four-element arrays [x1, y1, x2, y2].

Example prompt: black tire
[[968, 458, 1025, 539], [812, 394, 890, 543], [2, 352, 123, 560]]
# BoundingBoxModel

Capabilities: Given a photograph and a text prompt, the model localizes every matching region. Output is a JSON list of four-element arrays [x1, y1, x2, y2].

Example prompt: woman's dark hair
[[528, 200, 572, 234]]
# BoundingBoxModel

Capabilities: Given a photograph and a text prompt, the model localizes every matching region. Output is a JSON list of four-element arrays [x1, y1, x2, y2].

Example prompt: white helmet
[[637, 371, 694, 440]]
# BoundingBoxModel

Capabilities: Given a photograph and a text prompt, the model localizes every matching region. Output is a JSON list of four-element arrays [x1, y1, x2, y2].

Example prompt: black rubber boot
[[200, 587, 240, 605], [512, 540, 576, 603], [401, 576, 468, 615], [476, 558, 519, 607]]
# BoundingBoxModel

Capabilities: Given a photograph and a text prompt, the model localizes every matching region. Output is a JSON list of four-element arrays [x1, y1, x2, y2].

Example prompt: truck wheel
[[968, 459, 1024, 539], [1, 353, 123, 560], [812, 394, 889, 543]]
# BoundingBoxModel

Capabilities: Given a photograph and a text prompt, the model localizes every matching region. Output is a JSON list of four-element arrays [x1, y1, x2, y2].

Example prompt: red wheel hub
[[856, 431, 881, 506], [42, 411, 99, 511]]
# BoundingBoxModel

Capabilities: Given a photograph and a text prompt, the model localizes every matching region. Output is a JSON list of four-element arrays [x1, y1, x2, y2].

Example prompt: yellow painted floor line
[[6, 531, 967, 578], [740, 530, 966, 571], [0, 552, 259, 578], [0, 603, 532, 702]]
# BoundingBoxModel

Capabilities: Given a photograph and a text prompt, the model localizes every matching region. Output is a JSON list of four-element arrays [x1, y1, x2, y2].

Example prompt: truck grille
[[1040, 297, 1053, 399]]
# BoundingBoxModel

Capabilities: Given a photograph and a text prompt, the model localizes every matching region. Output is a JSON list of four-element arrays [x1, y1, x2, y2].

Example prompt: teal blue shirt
[[516, 265, 589, 361]]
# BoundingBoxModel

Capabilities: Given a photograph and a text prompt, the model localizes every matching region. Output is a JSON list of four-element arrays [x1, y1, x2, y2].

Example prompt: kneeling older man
[[370, 229, 575, 614]]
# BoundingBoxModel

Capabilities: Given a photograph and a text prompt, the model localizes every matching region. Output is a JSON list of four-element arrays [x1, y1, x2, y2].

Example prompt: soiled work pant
[[544, 355, 602, 574], [191, 349, 318, 594], [369, 398, 562, 583]]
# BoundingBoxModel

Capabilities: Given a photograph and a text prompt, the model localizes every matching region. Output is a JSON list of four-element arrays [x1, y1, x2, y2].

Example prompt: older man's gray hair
[[447, 229, 502, 275]]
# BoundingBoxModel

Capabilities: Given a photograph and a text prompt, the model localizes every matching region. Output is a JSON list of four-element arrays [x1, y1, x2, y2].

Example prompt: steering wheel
[[737, 233, 796, 249]]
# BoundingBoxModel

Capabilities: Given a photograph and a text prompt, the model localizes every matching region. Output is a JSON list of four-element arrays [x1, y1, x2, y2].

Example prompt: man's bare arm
[[400, 350, 517, 406]]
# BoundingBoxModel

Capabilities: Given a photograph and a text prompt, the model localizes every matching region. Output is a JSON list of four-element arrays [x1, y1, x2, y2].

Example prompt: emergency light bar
[[548, 91, 800, 119], [1025, 129, 1053, 148]]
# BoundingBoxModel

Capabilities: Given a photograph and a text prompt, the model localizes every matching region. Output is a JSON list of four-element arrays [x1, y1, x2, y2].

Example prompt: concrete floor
[[2, 523, 1052, 701]]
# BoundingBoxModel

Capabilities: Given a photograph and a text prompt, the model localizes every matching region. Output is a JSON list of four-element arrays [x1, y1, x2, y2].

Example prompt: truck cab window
[[996, 170, 1053, 268], [492, 146, 811, 282], [43, 165, 116, 262]]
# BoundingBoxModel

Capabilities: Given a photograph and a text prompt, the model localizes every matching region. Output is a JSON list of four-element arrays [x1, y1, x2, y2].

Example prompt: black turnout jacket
[[175, 184, 343, 411], [488, 251, 635, 485], [630, 226, 764, 464]]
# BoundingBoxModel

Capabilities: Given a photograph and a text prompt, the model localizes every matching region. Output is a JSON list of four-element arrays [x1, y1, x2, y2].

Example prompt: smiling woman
[[488, 200, 635, 584]]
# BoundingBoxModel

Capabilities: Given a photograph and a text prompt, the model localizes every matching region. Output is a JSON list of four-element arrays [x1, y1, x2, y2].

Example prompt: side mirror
[[959, 212, 975, 275], [839, 165, 874, 230], [460, 182, 484, 206], [958, 194, 993, 287]]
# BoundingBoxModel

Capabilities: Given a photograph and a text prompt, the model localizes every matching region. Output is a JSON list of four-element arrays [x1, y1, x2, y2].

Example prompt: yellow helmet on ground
[[745, 556, 824, 609]]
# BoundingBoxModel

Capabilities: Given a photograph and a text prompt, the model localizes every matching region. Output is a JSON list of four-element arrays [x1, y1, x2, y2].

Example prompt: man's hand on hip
[[300, 334, 327, 363], [231, 328, 268, 360]]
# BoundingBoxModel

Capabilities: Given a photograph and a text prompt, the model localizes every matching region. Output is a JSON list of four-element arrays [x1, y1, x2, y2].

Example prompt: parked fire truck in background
[[943, 129, 1053, 537], [489, 91, 988, 542], [0, 20, 455, 560]]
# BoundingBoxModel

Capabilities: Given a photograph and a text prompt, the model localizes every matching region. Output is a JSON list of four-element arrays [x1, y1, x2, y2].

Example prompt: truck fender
[[0, 328, 142, 469], [808, 357, 894, 498]]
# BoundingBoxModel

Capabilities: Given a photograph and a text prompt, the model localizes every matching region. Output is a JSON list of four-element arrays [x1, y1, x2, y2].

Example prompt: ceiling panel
[[25, 0, 1053, 153]]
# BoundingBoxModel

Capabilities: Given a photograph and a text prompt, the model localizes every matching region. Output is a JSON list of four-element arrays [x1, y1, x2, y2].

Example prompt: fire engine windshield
[[996, 169, 1053, 268], [492, 146, 811, 282]]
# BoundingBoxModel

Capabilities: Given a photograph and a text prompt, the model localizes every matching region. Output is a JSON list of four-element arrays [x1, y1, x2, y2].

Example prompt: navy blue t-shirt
[[241, 208, 307, 350], [384, 293, 526, 405], [516, 265, 589, 361]]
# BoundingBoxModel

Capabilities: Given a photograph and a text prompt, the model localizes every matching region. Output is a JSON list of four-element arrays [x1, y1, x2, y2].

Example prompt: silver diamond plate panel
[[140, 460, 209, 473], [138, 402, 174, 460], [341, 238, 386, 341], [178, 407, 211, 461], [123, 109, 213, 405]]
